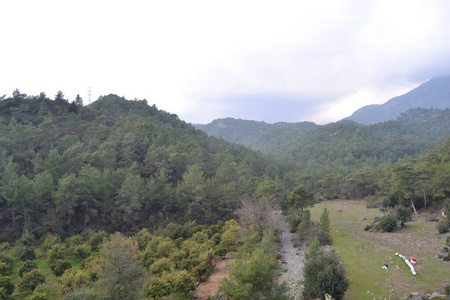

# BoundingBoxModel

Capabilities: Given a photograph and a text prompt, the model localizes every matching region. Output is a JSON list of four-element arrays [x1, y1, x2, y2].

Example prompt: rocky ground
[[273, 210, 307, 299]]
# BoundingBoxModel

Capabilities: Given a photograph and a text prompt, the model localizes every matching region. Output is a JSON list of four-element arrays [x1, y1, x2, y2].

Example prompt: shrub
[[47, 244, 65, 263], [0, 243, 10, 252], [393, 205, 412, 225], [41, 233, 61, 253], [18, 269, 45, 292], [66, 235, 83, 248], [379, 214, 399, 232], [132, 228, 152, 250], [146, 278, 172, 300], [298, 210, 311, 239], [19, 260, 38, 277], [58, 268, 89, 294], [51, 260, 72, 277], [87, 231, 108, 252], [20, 247, 36, 261], [149, 257, 173, 275], [444, 284, 450, 295], [27, 290, 48, 300], [18, 230, 35, 246], [0, 276, 14, 297], [0, 252, 13, 275], [72, 244, 91, 259], [316, 230, 333, 246], [437, 218, 450, 234], [303, 253, 349, 300]]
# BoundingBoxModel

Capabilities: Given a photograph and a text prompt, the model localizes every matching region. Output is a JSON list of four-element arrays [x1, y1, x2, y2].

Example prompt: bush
[[0, 252, 13, 275], [47, 244, 65, 263], [20, 247, 36, 261], [393, 205, 412, 225], [58, 268, 89, 294], [72, 244, 91, 259], [303, 253, 349, 300], [316, 230, 333, 246], [51, 260, 72, 277], [18, 230, 35, 246], [0, 243, 10, 252], [0, 276, 14, 297], [437, 218, 450, 234], [379, 214, 399, 232], [66, 235, 83, 249], [18, 269, 45, 292], [19, 260, 38, 277], [41, 233, 61, 253], [298, 210, 311, 239], [27, 290, 48, 300], [87, 231, 108, 252]]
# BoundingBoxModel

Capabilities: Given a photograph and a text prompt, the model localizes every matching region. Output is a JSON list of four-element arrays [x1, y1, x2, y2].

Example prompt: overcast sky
[[1, 1, 450, 124]]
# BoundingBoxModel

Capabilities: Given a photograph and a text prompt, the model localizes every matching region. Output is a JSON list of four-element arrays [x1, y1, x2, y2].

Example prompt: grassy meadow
[[310, 200, 450, 300]]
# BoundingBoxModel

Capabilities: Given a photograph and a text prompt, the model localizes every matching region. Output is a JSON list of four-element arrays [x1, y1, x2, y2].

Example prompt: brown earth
[[195, 257, 235, 299]]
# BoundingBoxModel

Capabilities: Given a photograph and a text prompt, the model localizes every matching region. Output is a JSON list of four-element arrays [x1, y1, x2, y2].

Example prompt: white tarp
[[395, 252, 416, 276]]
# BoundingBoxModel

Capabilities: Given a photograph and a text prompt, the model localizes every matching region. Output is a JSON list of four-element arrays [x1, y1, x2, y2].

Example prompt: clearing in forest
[[195, 256, 235, 299], [310, 200, 450, 300]]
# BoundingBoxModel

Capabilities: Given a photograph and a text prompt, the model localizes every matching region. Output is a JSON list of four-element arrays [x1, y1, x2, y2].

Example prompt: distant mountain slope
[[344, 76, 450, 124], [194, 118, 317, 152], [196, 109, 450, 184]]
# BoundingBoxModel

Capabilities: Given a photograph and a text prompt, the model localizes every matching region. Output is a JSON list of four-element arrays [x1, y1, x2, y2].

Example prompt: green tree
[[19, 260, 38, 277], [303, 247, 348, 300], [0, 276, 14, 298], [288, 185, 315, 214], [95, 232, 146, 300], [51, 259, 72, 276], [18, 269, 45, 292], [220, 248, 287, 299], [55, 90, 66, 102], [146, 278, 171, 300], [115, 172, 144, 229], [75, 94, 83, 106], [165, 270, 196, 297]]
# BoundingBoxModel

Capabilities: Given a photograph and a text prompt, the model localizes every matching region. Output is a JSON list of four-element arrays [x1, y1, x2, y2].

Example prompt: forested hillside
[[194, 118, 317, 152], [197, 108, 450, 196], [0, 92, 291, 242], [0, 91, 449, 299]]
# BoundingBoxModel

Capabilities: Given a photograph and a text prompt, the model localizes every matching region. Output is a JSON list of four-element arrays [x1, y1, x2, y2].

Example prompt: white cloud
[[1, 0, 450, 123]]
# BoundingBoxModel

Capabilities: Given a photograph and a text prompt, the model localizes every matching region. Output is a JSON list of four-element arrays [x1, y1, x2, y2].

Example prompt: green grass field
[[310, 200, 450, 300]]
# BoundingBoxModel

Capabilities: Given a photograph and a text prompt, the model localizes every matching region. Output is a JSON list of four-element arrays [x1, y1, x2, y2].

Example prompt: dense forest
[[196, 108, 450, 199], [0, 90, 449, 299], [0, 91, 293, 242]]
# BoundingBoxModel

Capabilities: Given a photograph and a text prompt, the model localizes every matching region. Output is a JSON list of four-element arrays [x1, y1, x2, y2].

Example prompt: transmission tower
[[87, 86, 92, 104]]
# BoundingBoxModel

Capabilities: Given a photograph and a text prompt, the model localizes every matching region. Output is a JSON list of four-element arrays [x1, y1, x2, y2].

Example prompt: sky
[[1, 0, 450, 125]]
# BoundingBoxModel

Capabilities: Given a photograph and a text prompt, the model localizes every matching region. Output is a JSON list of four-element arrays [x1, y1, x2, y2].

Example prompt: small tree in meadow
[[18, 269, 45, 292]]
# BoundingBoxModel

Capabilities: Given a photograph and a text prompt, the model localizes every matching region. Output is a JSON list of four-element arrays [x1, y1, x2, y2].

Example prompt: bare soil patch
[[195, 257, 234, 299]]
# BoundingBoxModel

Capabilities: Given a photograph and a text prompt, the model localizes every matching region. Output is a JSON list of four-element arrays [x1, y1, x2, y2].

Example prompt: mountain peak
[[344, 76, 450, 124]]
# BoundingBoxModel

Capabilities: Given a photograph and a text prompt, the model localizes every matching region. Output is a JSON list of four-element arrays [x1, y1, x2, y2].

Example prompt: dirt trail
[[273, 210, 306, 299], [195, 257, 234, 299]]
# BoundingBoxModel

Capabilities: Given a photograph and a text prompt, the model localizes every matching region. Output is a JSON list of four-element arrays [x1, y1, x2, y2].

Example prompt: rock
[[408, 292, 425, 299], [429, 292, 447, 299], [426, 214, 440, 222]]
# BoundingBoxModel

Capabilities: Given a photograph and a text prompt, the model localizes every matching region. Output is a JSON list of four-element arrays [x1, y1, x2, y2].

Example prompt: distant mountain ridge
[[194, 118, 317, 152], [344, 76, 450, 124]]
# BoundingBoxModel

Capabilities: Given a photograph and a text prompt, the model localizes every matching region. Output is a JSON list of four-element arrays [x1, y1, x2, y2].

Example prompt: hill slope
[[0, 93, 284, 240], [344, 76, 450, 124], [194, 118, 317, 152]]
